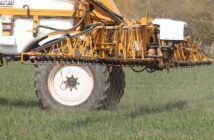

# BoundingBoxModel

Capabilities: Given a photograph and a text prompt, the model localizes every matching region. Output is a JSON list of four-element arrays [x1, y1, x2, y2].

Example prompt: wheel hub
[[48, 65, 94, 106], [64, 75, 80, 91]]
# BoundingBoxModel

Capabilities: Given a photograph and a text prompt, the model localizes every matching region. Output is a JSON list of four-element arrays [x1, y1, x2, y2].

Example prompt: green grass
[[0, 63, 214, 140]]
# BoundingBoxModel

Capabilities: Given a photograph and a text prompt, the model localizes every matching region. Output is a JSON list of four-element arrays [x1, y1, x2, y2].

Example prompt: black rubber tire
[[35, 64, 125, 110], [102, 66, 126, 109]]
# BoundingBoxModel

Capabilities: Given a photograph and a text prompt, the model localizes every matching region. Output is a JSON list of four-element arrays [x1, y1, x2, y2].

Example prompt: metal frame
[[0, 0, 212, 70]]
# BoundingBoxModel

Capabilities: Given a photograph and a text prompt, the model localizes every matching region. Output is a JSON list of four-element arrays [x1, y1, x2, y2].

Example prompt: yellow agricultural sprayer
[[0, 0, 212, 110]]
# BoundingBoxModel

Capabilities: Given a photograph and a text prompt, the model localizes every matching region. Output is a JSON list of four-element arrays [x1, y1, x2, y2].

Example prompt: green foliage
[[0, 63, 214, 139]]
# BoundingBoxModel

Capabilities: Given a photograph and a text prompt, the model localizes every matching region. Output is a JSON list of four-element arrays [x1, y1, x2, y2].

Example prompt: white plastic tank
[[0, 0, 74, 54], [153, 19, 188, 41]]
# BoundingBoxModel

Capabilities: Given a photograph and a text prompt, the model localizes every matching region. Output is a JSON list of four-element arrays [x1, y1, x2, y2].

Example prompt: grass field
[[0, 63, 214, 140]]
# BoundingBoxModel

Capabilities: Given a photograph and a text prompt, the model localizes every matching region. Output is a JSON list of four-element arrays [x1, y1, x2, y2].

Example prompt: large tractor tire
[[34, 64, 125, 110]]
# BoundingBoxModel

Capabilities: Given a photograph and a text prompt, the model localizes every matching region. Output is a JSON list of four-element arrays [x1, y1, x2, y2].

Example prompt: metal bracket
[[23, 5, 30, 17]]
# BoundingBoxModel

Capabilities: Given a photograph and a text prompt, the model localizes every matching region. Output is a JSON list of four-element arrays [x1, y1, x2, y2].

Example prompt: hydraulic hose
[[131, 66, 147, 73], [32, 22, 104, 52], [38, 0, 87, 32], [89, 0, 124, 25]]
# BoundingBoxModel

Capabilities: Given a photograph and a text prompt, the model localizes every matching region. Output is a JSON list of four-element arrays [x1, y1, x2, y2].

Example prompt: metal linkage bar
[[0, 8, 75, 17]]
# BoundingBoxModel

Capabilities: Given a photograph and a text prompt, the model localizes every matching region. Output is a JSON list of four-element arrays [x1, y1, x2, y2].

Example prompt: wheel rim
[[48, 65, 94, 106]]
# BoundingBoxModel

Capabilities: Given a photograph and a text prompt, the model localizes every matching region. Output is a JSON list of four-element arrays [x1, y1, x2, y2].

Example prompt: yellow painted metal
[[21, 20, 211, 67], [85, 0, 121, 23], [0, 0, 210, 67], [95, 0, 121, 16], [0, 8, 75, 17]]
